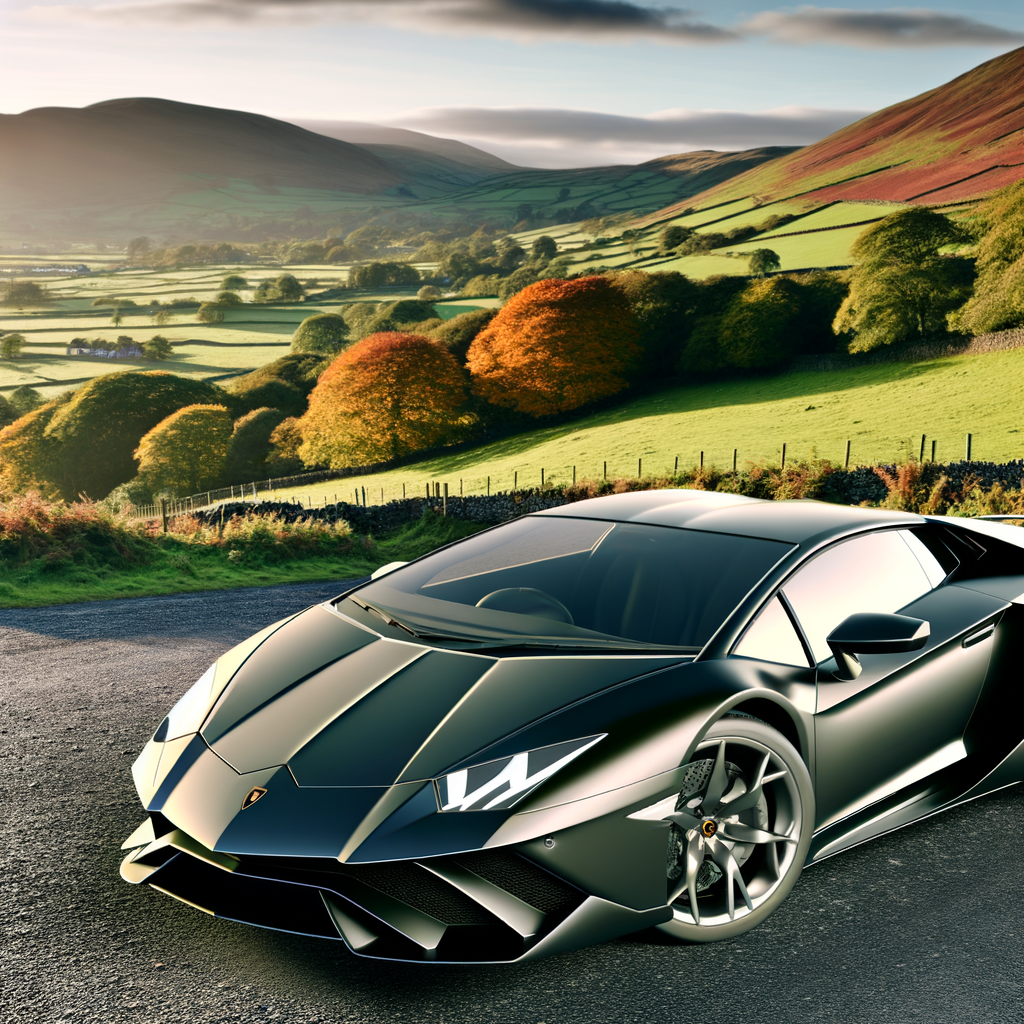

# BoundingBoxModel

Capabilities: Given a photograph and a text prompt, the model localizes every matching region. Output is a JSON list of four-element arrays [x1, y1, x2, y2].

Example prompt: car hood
[[199, 603, 684, 787]]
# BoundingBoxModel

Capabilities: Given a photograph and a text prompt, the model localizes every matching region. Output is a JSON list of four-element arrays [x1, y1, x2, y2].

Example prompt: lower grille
[[140, 845, 586, 962]]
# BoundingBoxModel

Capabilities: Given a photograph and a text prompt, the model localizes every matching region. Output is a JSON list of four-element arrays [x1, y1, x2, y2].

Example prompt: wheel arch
[[712, 693, 810, 767]]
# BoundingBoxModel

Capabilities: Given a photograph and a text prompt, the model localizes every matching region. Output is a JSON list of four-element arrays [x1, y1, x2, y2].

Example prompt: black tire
[[656, 715, 813, 942]]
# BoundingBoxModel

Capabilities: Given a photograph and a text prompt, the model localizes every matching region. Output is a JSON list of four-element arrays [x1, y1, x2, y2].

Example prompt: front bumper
[[120, 819, 669, 962]]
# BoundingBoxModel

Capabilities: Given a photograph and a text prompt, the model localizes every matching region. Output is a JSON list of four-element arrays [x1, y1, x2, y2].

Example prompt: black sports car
[[120, 490, 1024, 961]]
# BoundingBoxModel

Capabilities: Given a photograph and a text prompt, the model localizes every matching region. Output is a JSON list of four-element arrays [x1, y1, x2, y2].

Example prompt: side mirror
[[826, 612, 930, 680], [370, 561, 409, 581]]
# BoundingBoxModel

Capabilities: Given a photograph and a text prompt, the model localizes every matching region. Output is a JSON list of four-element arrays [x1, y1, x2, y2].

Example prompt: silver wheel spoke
[[709, 836, 752, 919], [665, 810, 701, 831], [703, 740, 729, 810], [720, 753, 770, 815], [673, 831, 705, 922], [718, 821, 796, 845]]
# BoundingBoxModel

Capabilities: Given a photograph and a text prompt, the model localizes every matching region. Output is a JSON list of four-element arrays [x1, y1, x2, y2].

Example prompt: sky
[[3, 1, 1024, 166]]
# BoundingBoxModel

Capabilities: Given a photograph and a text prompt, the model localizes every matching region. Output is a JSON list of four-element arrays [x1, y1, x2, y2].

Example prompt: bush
[[427, 307, 497, 364], [350, 262, 420, 289], [254, 273, 304, 303], [1, 334, 25, 359], [2, 280, 51, 306], [418, 285, 442, 301], [717, 277, 805, 370], [135, 404, 234, 495], [300, 332, 470, 467], [196, 303, 225, 323], [467, 276, 641, 417], [290, 313, 350, 356], [227, 354, 326, 418], [214, 290, 243, 306], [224, 407, 288, 483], [222, 274, 248, 290]]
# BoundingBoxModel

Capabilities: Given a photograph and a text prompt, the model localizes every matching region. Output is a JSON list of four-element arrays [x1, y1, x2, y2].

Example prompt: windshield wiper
[[346, 597, 473, 641]]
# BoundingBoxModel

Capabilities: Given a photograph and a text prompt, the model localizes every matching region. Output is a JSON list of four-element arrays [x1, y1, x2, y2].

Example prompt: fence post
[[514, 471, 517, 490], [638, 458, 641, 478], [160, 497, 168, 535], [487, 476, 490, 495], [674, 456, 678, 475], [443, 482, 448, 516], [361, 486, 366, 506], [572, 466, 576, 486], [919, 434, 926, 462], [965, 433, 972, 461], [700, 451, 704, 470], [781, 443, 787, 470], [931, 440, 936, 462], [733, 449, 737, 473], [460, 478, 463, 496], [207, 491, 211, 507], [603, 461, 607, 480], [541, 468, 545, 487], [845, 440, 851, 470], [403, 483, 406, 499]]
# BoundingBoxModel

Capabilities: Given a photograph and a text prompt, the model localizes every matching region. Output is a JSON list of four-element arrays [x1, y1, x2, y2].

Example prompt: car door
[[781, 529, 1005, 828]]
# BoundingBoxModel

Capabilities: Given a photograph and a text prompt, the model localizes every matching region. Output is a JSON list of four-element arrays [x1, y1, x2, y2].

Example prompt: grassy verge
[[0, 502, 485, 609]]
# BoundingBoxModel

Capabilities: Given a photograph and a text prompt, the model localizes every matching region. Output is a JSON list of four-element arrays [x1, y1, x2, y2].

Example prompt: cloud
[[742, 7, 1024, 49], [50, 0, 735, 42], [388, 105, 869, 167]]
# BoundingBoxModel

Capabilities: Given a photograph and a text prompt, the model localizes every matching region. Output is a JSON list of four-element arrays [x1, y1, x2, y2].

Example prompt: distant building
[[66, 341, 143, 359]]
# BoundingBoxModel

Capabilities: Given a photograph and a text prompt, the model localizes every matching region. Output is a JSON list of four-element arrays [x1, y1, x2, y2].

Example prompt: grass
[[276, 345, 1024, 506], [0, 504, 485, 609]]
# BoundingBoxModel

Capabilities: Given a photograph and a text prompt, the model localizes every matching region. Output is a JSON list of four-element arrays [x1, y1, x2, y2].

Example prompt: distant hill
[[677, 45, 1024, 211], [0, 97, 795, 242]]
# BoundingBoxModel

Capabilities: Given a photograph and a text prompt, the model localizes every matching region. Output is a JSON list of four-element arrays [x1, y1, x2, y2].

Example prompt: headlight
[[435, 735, 605, 812], [152, 665, 221, 742]]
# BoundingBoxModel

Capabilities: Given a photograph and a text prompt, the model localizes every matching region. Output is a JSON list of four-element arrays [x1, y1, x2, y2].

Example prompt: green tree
[[222, 274, 248, 291], [427, 308, 497, 363], [135, 404, 233, 495], [660, 225, 692, 250], [531, 236, 558, 262], [717, 277, 805, 370], [8, 385, 42, 416], [196, 303, 225, 323], [142, 335, 173, 360], [227, 354, 325, 418], [152, 307, 174, 327], [41, 371, 226, 499], [224, 407, 288, 483], [1, 280, 50, 307], [950, 181, 1024, 333], [214, 290, 243, 306], [0, 396, 69, 497], [0, 394, 14, 429], [1, 333, 25, 359], [834, 208, 972, 352], [748, 249, 782, 277], [290, 313, 350, 356], [417, 285, 442, 302]]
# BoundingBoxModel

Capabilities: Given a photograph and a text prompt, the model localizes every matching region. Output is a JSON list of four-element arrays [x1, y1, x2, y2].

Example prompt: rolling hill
[[0, 98, 795, 243], [670, 45, 1024, 213]]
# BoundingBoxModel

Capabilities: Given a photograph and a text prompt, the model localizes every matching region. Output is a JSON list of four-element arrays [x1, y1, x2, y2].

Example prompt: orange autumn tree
[[466, 276, 640, 417], [299, 332, 469, 467]]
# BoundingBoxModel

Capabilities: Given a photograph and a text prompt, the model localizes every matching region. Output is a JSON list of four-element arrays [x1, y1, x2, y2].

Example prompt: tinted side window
[[733, 596, 811, 667], [783, 531, 933, 664]]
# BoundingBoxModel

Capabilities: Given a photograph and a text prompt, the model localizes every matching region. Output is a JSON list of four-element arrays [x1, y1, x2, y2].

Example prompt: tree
[[254, 273, 305, 303], [227, 354, 325, 418], [467, 276, 641, 417], [834, 208, 972, 352], [290, 313, 350, 356], [135, 404, 233, 495], [607, 271, 699, 380], [300, 333, 469, 467], [266, 417, 305, 474], [0, 394, 14, 429], [41, 371, 226, 499], [660, 225, 692, 250], [717, 277, 805, 370], [427, 307, 497, 363], [1, 333, 25, 359], [142, 335, 173, 360], [417, 285, 442, 301], [223, 407, 288, 483], [531, 236, 558, 262], [196, 303, 225, 323], [0, 398, 68, 498], [110, 310, 124, 329], [153, 308, 174, 327], [8, 385, 42, 417], [222, 274, 248, 291], [362, 299, 438, 336], [949, 180, 1024, 333], [126, 236, 152, 259], [214, 290, 243, 306], [1, 280, 50, 307], [748, 249, 782, 277]]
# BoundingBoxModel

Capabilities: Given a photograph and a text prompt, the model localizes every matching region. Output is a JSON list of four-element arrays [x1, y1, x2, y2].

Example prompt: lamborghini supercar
[[120, 490, 1024, 961]]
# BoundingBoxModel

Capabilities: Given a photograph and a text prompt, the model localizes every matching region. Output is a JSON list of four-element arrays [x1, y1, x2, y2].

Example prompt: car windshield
[[348, 516, 792, 650]]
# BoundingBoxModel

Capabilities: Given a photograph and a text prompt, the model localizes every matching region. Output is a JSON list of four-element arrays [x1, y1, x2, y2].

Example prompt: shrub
[[222, 274, 248, 290], [266, 417, 305, 474], [1, 333, 25, 359], [467, 276, 641, 417], [300, 332, 470, 467], [135, 404, 234, 495], [2, 280, 51, 306], [427, 307, 497, 363], [290, 313, 350, 356], [224, 407, 288, 483], [196, 303, 225, 323], [418, 285, 442, 301], [41, 371, 226, 500], [214, 290, 243, 306], [350, 262, 420, 289], [717, 277, 805, 370]]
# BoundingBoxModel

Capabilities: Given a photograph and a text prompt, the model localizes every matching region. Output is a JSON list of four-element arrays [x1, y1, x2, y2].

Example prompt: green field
[[0, 260, 501, 399], [270, 346, 1024, 508]]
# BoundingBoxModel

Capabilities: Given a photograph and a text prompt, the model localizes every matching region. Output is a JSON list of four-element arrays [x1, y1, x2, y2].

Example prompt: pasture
[[0, 258, 498, 399], [274, 346, 1024, 508]]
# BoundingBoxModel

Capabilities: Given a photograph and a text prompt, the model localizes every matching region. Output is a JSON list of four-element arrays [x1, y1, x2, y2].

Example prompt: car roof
[[532, 489, 922, 547]]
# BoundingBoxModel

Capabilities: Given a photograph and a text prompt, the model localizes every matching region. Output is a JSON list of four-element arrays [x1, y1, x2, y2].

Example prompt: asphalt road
[[3, 583, 1024, 1024]]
